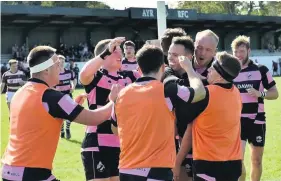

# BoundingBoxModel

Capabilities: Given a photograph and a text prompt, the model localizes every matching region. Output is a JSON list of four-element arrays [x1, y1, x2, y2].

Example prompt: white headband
[[30, 56, 55, 74]]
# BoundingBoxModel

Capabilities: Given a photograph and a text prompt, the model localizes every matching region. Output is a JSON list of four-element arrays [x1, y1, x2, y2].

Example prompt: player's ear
[[138, 67, 143, 76], [161, 64, 165, 72]]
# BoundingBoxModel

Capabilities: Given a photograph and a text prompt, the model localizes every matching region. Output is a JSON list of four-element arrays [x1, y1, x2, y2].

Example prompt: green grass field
[[1, 78, 281, 181]]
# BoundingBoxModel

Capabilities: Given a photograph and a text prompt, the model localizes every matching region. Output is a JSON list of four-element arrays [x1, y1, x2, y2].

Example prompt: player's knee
[[109, 176, 119, 181], [90, 179, 110, 181], [251, 157, 262, 167]]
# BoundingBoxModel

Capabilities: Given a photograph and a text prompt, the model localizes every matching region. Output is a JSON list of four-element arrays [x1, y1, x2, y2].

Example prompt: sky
[[103, 0, 176, 9]]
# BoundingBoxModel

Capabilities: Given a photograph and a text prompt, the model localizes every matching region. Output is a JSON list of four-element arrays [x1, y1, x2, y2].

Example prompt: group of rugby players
[[1, 28, 279, 181]]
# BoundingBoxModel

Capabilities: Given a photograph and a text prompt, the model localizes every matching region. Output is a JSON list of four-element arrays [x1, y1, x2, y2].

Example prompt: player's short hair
[[231, 35, 250, 50], [195, 29, 219, 47], [27, 46, 56, 68], [57, 55, 65, 60], [136, 45, 164, 75], [161, 28, 187, 53], [94, 39, 111, 57], [123, 41, 135, 48], [8, 59, 18, 65], [215, 51, 241, 80], [172, 36, 194, 54]]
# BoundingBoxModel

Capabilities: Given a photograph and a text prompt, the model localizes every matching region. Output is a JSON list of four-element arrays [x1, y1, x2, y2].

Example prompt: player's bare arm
[[70, 79, 77, 93], [173, 123, 193, 181], [79, 37, 125, 85], [247, 85, 278, 100], [74, 84, 121, 126], [0, 82, 6, 93], [179, 56, 206, 103]]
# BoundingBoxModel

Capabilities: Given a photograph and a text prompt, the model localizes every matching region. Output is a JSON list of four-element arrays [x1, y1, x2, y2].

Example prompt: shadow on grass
[[64, 139, 82, 145]]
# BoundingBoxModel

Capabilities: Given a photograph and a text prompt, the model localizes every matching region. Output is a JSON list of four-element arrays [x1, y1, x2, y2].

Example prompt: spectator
[[73, 64, 80, 84], [279, 59, 281, 76], [12, 44, 18, 59], [1, 63, 8, 77], [272, 60, 278, 76], [69, 60, 74, 71]]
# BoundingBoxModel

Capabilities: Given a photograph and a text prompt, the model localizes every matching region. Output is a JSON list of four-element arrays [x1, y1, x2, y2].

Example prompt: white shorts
[[6, 91, 15, 103]]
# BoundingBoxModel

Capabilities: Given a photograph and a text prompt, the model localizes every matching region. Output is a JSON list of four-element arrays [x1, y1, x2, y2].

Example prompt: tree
[[175, 1, 281, 16], [176, 1, 241, 14], [1, 1, 110, 9], [265, 1, 281, 16]]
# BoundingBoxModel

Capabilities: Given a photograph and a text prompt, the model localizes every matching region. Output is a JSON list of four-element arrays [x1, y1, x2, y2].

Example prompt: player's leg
[[65, 120, 71, 139], [108, 147, 120, 181], [239, 119, 249, 181], [89, 179, 110, 181], [250, 146, 264, 181], [249, 123, 266, 181], [239, 140, 247, 181], [181, 154, 193, 181], [7, 102, 10, 111], [60, 121, 65, 138], [109, 176, 119, 181], [6, 92, 14, 121], [6, 91, 14, 111], [65, 93, 73, 139], [81, 151, 110, 181]]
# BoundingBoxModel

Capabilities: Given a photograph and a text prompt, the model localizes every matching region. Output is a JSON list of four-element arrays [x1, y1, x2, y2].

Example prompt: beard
[[242, 54, 249, 65]]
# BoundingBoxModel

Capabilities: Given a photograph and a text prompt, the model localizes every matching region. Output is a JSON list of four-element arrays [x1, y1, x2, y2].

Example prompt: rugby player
[[110, 45, 206, 181], [1, 59, 26, 110], [162, 29, 218, 180], [79, 37, 140, 181], [160, 28, 187, 65], [174, 51, 243, 181], [55, 55, 77, 139], [231, 35, 279, 181], [1, 46, 120, 181], [121, 41, 137, 71]]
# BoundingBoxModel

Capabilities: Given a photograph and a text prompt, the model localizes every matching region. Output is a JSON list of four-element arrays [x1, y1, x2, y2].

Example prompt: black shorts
[[193, 160, 242, 181], [81, 147, 120, 180], [1, 165, 59, 181], [61, 91, 72, 98], [119, 168, 173, 181], [241, 118, 266, 147]]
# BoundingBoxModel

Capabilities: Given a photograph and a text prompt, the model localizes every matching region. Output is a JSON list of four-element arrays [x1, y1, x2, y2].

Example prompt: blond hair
[[231, 35, 250, 50], [195, 29, 219, 46]]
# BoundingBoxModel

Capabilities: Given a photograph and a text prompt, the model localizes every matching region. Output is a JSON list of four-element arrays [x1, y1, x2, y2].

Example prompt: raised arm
[[179, 56, 206, 103], [79, 37, 125, 85]]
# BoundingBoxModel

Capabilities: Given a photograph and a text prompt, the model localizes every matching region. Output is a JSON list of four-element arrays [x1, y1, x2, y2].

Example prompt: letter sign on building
[[142, 9, 154, 17], [178, 10, 189, 18]]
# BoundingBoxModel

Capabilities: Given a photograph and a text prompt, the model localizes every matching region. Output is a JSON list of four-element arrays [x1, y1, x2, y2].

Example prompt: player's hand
[[172, 164, 181, 181], [246, 88, 261, 98], [197, 72, 206, 80], [109, 84, 122, 102], [109, 37, 126, 53], [75, 93, 87, 105], [179, 56, 192, 71]]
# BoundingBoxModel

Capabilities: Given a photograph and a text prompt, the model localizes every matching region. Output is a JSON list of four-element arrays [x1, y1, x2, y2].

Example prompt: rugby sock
[[61, 122, 64, 133], [66, 120, 71, 130]]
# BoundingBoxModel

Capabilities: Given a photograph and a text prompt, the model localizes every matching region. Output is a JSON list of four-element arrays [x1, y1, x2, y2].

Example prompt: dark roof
[[1, 5, 280, 33]]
